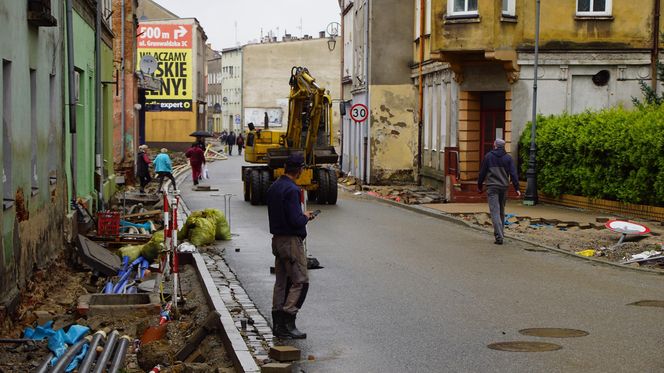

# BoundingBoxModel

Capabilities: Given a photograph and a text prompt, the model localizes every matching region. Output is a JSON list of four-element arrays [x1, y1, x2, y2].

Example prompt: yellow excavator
[[241, 66, 339, 205]]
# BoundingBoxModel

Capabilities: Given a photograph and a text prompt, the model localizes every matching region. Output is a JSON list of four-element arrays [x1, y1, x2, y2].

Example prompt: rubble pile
[[458, 212, 664, 269], [0, 188, 235, 372], [363, 185, 446, 204]]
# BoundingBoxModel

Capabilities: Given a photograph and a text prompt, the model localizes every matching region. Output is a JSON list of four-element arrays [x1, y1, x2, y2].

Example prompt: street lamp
[[327, 37, 337, 51], [326, 21, 340, 51], [524, 0, 540, 205]]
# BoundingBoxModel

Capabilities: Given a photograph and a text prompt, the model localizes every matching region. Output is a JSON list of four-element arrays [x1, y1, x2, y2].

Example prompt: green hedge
[[518, 106, 664, 206]]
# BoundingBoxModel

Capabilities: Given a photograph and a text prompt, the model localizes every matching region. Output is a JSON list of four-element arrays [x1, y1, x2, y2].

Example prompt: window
[[2, 60, 13, 206], [48, 74, 57, 179], [448, 0, 478, 16], [30, 69, 38, 193], [414, 0, 432, 38], [502, 0, 515, 16], [577, 0, 611, 16]]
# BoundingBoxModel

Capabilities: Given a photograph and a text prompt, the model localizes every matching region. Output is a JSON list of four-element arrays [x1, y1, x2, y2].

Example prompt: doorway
[[479, 92, 505, 159]]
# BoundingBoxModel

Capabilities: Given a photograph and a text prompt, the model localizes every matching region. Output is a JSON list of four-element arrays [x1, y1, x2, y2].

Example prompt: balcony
[[27, 0, 57, 27]]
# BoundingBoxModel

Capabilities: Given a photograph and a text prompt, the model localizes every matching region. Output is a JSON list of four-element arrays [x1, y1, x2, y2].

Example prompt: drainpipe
[[417, 0, 425, 186], [339, 2, 345, 171], [95, 0, 104, 210], [364, 0, 370, 184], [652, 0, 660, 89], [66, 0, 77, 202], [120, 0, 126, 163]]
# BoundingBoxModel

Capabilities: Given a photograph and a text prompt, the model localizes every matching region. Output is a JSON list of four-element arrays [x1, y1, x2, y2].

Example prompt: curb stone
[[340, 185, 664, 276]]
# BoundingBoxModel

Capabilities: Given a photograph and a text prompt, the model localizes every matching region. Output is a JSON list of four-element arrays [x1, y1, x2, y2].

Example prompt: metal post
[[524, 0, 541, 205], [172, 195, 179, 308], [95, 0, 104, 210]]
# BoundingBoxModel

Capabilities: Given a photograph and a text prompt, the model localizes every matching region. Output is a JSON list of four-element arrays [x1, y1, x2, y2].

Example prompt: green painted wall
[[0, 1, 67, 305]]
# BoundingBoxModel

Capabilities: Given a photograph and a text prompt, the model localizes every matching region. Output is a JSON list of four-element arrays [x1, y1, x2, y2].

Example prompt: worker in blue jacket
[[266, 153, 316, 339], [154, 148, 177, 193]]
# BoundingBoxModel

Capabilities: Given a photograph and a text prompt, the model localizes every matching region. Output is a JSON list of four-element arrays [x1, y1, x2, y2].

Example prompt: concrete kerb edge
[[340, 186, 664, 276], [176, 186, 261, 373]]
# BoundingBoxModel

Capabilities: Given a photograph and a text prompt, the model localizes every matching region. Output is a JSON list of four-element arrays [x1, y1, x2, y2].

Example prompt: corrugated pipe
[[108, 336, 132, 373], [35, 352, 53, 373], [78, 330, 106, 373], [92, 330, 119, 373], [49, 338, 87, 373]]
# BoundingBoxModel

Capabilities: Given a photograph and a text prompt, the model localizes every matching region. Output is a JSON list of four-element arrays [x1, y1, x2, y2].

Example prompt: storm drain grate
[[628, 300, 664, 308], [519, 328, 589, 338], [487, 341, 562, 352]]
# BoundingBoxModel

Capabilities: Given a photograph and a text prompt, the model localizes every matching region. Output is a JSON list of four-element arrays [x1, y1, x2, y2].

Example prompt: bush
[[518, 106, 664, 206]]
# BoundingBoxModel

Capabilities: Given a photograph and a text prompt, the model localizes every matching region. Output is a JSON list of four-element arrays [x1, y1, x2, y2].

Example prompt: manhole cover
[[519, 328, 589, 338], [488, 341, 562, 352], [628, 300, 664, 308]]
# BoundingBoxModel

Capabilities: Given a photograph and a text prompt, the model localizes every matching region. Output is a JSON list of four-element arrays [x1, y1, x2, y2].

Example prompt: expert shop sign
[[138, 23, 193, 111]]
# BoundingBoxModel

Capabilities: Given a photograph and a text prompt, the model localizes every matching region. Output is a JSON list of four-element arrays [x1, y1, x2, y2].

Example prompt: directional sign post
[[350, 103, 368, 123]]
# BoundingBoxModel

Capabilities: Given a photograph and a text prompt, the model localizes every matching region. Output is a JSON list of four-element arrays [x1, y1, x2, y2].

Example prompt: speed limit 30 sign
[[350, 103, 368, 123]]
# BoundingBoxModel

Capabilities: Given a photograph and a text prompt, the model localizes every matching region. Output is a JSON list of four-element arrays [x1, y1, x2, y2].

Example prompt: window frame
[[576, 0, 612, 16], [502, 0, 516, 17], [447, 0, 478, 17]]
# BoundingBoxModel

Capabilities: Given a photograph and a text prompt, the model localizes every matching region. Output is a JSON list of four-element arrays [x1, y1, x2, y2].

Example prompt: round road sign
[[350, 103, 368, 122], [605, 220, 650, 235]]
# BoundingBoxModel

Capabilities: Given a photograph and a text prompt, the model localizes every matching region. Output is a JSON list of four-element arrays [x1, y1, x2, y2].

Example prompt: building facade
[[242, 37, 341, 133], [112, 0, 140, 180], [207, 46, 222, 132], [0, 0, 67, 312], [221, 47, 243, 131], [339, 0, 417, 184], [428, 0, 663, 201]]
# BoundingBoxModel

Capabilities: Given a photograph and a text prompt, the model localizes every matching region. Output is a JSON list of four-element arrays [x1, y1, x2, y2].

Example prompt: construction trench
[[0, 145, 278, 373]]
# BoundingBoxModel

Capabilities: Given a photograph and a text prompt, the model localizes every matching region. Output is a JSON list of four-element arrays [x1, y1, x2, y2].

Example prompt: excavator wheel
[[250, 169, 262, 205], [260, 170, 272, 205], [243, 169, 251, 201], [316, 169, 330, 205], [326, 168, 338, 205]]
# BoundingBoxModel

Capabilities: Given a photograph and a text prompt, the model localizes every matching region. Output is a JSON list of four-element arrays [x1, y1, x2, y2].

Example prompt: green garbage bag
[[140, 230, 164, 262], [188, 217, 216, 246], [202, 208, 231, 240], [118, 244, 143, 262]]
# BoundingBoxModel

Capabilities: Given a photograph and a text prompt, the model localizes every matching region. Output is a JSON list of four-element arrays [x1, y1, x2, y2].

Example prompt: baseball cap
[[285, 153, 305, 171]]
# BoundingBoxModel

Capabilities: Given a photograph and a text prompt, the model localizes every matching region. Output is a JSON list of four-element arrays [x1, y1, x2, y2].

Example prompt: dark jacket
[[136, 150, 151, 177], [226, 133, 236, 146], [478, 148, 519, 191], [267, 176, 308, 238]]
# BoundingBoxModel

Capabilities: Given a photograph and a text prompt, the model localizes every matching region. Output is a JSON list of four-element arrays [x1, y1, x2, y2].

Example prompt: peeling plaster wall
[[0, 0, 67, 310], [369, 85, 417, 184]]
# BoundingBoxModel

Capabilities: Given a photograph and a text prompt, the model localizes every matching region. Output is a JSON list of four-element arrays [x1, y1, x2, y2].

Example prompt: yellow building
[[419, 0, 662, 201]]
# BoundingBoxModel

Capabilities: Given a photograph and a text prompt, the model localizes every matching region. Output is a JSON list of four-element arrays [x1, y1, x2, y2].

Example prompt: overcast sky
[[153, 0, 341, 49]]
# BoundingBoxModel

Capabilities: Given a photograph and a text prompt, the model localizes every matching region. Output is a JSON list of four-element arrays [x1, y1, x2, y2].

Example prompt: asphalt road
[[182, 154, 664, 373]]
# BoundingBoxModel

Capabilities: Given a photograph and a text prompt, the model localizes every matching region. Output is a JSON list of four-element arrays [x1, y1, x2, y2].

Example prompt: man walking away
[[185, 143, 206, 186], [154, 148, 177, 193], [226, 131, 236, 155], [477, 139, 520, 245], [267, 154, 316, 339], [236, 133, 244, 155], [136, 144, 152, 193]]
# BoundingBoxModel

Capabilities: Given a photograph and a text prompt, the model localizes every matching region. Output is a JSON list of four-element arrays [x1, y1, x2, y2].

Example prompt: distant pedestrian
[[478, 139, 520, 245], [236, 133, 244, 155], [136, 144, 152, 193], [226, 131, 236, 155], [267, 154, 316, 339], [185, 143, 206, 186], [154, 148, 177, 193], [194, 137, 206, 152]]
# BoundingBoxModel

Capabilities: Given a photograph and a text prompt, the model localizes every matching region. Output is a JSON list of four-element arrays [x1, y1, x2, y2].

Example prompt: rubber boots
[[271, 311, 289, 338], [283, 312, 307, 339], [272, 311, 306, 339]]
